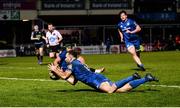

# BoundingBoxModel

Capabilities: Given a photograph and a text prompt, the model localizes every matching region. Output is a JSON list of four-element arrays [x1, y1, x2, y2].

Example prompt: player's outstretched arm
[[53, 56, 61, 66], [48, 63, 72, 80], [66, 74, 78, 85]]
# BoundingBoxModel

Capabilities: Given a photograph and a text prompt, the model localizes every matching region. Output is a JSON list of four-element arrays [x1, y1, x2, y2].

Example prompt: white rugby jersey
[[46, 30, 62, 46]]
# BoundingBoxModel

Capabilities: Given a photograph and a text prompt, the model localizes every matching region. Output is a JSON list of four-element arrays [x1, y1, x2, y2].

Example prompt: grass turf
[[0, 51, 180, 107]]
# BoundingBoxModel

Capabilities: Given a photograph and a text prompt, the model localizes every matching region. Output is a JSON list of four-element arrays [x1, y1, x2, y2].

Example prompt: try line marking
[[0, 77, 64, 82], [0, 77, 180, 89], [145, 84, 180, 89], [0, 66, 37, 70]]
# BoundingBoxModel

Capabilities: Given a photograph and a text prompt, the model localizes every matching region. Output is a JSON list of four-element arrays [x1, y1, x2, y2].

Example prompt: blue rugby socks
[[129, 78, 148, 89], [115, 76, 134, 88]]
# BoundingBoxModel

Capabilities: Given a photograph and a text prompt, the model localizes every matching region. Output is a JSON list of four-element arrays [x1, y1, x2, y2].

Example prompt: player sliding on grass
[[48, 50, 159, 93], [49, 46, 105, 81], [117, 10, 145, 71]]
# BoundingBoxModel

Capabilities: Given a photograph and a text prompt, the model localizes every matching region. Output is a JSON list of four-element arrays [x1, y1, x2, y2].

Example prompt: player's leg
[[49, 45, 59, 58], [35, 45, 41, 64], [136, 50, 140, 58], [54, 45, 60, 58], [35, 48, 40, 59], [39, 47, 44, 64], [49, 46, 55, 58], [89, 67, 105, 73], [114, 72, 141, 89], [99, 82, 117, 93], [128, 45, 141, 65], [115, 73, 158, 93], [136, 44, 144, 59], [98, 72, 141, 93], [50, 46, 56, 58], [134, 40, 143, 68], [128, 45, 145, 71], [99, 76, 139, 93], [95, 67, 105, 73], [136, 51, 141, 68], [136, 39, 143, 58], [90, 74, 116, 93], [89, 68, 95, 72], [77, 56, 105, 73]]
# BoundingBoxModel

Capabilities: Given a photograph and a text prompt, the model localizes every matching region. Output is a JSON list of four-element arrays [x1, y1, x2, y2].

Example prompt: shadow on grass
[[55, 88, 160, 93], [130, 68, 151, 71], [130, 88, 160, 93], [0, 62, 8, 65], [55, 89, 102, 93]]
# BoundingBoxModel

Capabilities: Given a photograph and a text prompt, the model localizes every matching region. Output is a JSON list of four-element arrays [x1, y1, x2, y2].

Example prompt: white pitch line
[[0, 77, 180, 89], [0, 66, 37, 70], [0, 77, 64, 82], [145, 84, 180, 89]]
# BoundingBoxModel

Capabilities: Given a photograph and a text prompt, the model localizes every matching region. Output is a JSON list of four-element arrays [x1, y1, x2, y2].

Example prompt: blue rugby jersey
[[117, 18, 139, 42], [58, 49, 68, 71], [70, 59, 111, 89]]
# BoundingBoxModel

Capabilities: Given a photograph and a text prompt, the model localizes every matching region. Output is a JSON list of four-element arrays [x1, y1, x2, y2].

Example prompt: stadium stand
[[0, 0, 180, 56]]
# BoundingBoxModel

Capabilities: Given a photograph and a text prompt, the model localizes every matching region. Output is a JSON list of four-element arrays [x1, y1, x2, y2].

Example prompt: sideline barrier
[[73, 44, 155, 54], [74, 45, 120, 54], [0, 49, 16, 57]]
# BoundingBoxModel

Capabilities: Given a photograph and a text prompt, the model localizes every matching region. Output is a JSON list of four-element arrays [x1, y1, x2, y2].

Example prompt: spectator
[[175, 35, 180, 50]]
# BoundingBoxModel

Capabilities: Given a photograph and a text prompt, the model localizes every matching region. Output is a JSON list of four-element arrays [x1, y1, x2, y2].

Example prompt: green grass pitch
[[0, 51, 180, 107]]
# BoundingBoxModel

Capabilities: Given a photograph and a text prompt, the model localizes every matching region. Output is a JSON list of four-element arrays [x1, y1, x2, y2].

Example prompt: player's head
[[119, 10, 128, 21], [65, 44, 73, 51], [48, 23, 54, 32], [60, 45, 72, 52], [65, 50, 77, 63], [34, 25, 39, 31]]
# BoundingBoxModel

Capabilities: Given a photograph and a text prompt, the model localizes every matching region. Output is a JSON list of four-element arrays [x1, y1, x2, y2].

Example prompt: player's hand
[[121, 39, 124, 42], [46, 44, 49, 48], [48, 63, 58, 72], [55, 40, 60, 44], [126, 29, 132, 34]]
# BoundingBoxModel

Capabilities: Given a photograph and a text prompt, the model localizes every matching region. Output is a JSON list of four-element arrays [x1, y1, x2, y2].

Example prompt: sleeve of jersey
[[72, 65, 83, 74], [57, 31, 63, 39], [132, 20, 138, 26], [31, 32, 34, 37], [117, 23, 121, 30], [59, 51, 66, 59]]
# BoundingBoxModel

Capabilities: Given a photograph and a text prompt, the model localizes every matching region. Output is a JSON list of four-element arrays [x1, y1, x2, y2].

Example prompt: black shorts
[[35, 43, 44, 49], [49, 45, 60, 53]]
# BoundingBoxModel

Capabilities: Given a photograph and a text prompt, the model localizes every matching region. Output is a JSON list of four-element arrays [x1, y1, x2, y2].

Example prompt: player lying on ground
[[49, 46, 105, 81], [48, 50, 159, 93]]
